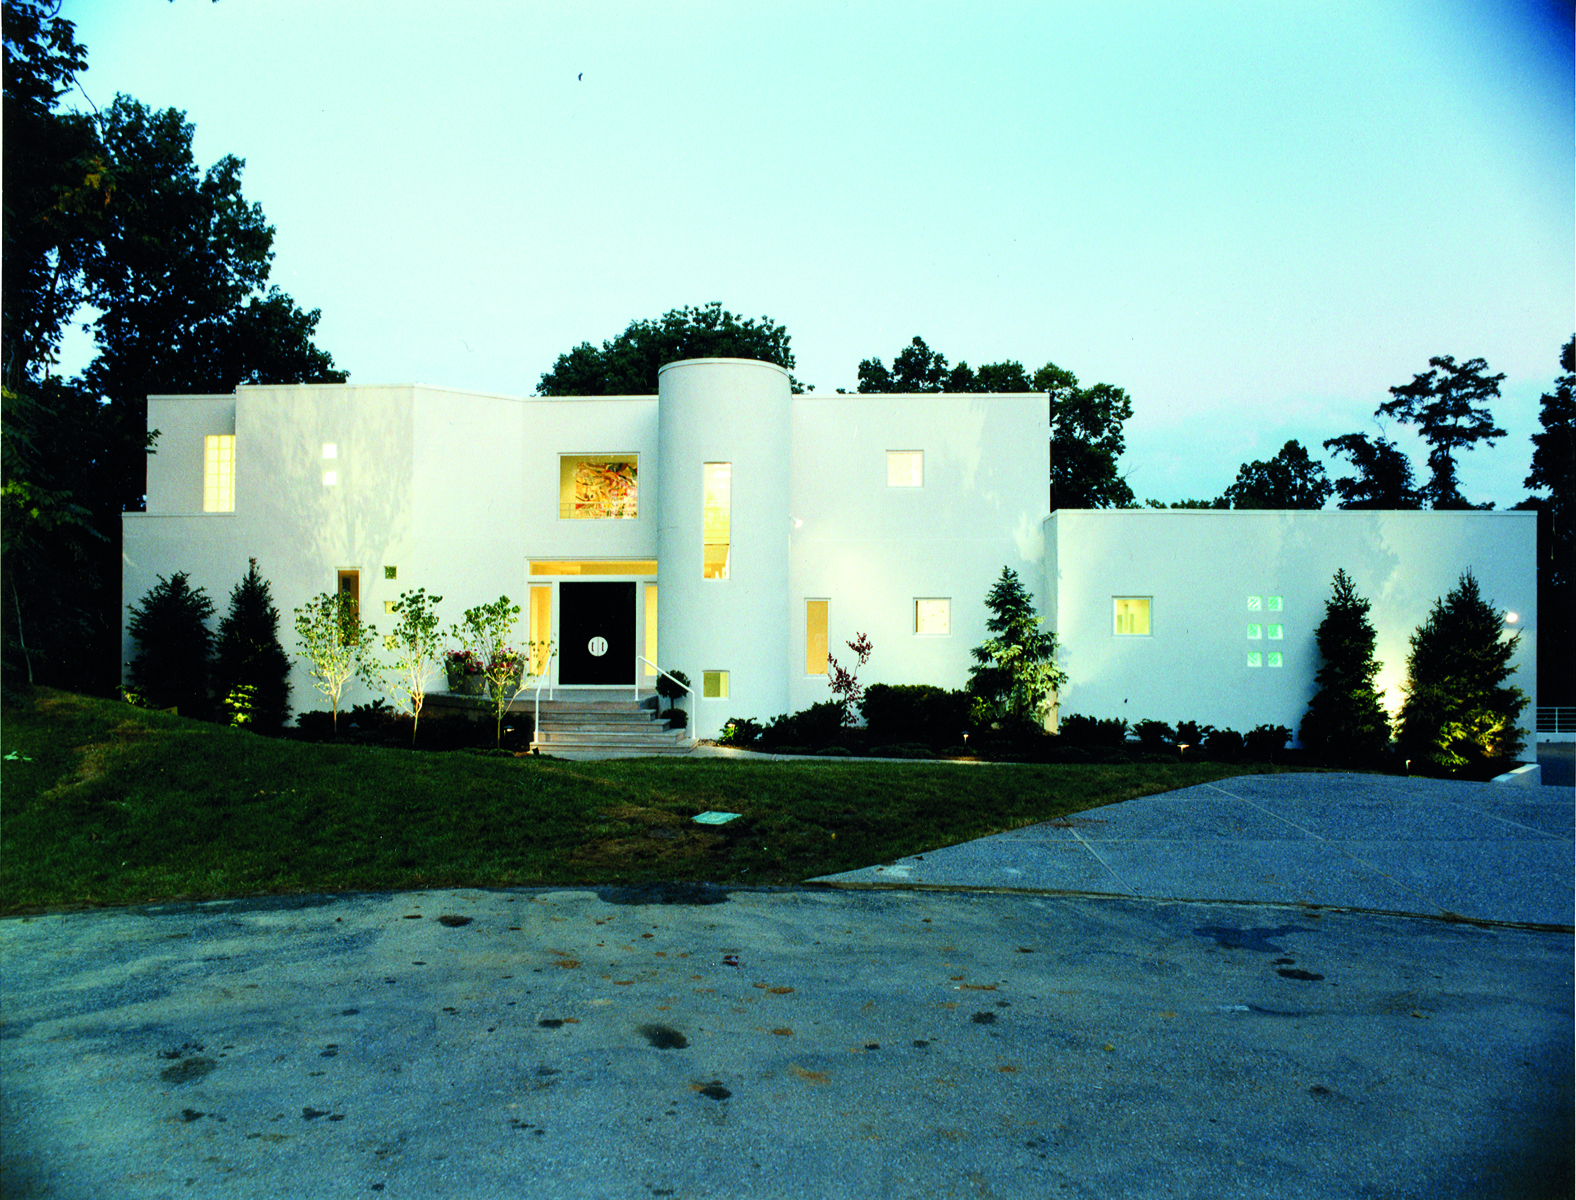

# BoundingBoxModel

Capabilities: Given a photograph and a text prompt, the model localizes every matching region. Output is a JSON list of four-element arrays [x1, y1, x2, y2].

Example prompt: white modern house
[[121, 357, 1538, 749]]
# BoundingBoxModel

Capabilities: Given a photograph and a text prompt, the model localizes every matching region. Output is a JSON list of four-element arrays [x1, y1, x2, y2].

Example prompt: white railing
[[1536, 707, 1575, 734], [532, 648, 558, 737], [636, 656, 691, 705]]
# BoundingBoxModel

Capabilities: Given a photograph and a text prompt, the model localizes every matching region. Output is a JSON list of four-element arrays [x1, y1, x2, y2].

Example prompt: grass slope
[[1, 689, 1288, 912]]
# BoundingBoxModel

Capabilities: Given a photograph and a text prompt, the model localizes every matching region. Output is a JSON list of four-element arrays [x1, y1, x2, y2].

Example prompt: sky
[[52, 0, 1575, 506]]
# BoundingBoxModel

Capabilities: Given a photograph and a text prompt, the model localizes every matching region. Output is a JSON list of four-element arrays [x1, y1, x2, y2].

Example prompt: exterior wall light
[[1505, 611, 1519, 624]]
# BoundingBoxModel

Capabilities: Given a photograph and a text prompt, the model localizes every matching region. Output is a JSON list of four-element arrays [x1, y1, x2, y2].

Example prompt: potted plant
[[445, 648, 484, 695]]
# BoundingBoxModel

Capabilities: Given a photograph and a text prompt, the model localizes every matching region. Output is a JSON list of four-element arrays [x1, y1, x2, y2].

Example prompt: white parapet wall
[[1044, 509, 1538, 749]]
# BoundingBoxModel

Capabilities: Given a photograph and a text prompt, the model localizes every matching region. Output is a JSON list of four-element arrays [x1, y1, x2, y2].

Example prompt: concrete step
[[536, 712, 666, 728], [534, 727, 688, 746]]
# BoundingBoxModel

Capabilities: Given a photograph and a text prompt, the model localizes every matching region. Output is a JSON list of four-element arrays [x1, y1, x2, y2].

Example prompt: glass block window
[[322, 443, 337, 459], [1114, 597, 1151, 636], [1246, 651, 1263, 668], [1247, 623, 1263, 640], [322, 470, 338, 486], [1247, 595, 1262, 611], [915, 598, 950, 636], [887, 450, 923, 487], [384, 566, 397, 580], [560, 454, 639, 519], [702, 670, 729, 699], [703, 463, 731, 579], [1267, 652, 1284, 668], [1267, 623, 1283, 640], [1267, 596, 1283, 612], [203, 435, 235, 512]]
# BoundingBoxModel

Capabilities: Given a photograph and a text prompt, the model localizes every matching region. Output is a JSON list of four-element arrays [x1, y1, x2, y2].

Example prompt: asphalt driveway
[[2, 772, 1570, 1199]]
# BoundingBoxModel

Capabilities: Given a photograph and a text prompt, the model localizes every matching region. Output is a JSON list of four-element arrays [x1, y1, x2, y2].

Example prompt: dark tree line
[[2, 0, 345, 694]]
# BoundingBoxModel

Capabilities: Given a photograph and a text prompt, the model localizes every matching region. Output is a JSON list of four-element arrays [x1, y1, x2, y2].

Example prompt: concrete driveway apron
[[2, 773, 1571, 1199]]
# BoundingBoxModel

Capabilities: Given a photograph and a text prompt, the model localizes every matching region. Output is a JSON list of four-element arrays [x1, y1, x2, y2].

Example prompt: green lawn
[[1, 689, 1293, 912]]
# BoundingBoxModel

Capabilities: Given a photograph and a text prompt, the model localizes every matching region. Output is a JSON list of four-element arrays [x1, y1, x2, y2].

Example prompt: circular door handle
[[588, 636, 608, 657]]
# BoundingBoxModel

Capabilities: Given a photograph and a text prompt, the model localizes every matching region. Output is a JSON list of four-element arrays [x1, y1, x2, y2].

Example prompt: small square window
[[1267, 652, 1284, 668], [1114, 597, 1151, 636], [383, 601, 396, 614], [322, 443, 338, 459], [384, 566, 397, 580], [1247, 595, 1262, 611], [888, 450, 923, 487], [1267, 596, 1283, 612], [1247, 623, 1262, 640], [915, 598, 949, 636], [322, 470, 338, 487], [1246, 652, 1263, 668], [702, 670, 729, 699], [1267, 623, 1283, 640]]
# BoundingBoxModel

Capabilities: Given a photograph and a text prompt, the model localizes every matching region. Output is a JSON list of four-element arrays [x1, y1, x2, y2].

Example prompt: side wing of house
[[1045, 509, 1538, 750]]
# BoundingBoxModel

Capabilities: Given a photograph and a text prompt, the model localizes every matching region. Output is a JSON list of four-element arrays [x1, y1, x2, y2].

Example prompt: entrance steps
[[530, 696, 693, 756]]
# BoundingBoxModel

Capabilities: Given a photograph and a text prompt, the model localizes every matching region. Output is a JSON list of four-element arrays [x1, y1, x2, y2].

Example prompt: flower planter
[[446, 667, 486, 696]]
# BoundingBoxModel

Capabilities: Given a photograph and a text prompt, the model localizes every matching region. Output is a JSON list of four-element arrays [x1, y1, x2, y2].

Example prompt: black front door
[[558, 581, 636, 685]]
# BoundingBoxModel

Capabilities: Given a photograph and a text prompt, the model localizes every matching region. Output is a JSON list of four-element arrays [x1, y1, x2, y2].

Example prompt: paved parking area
[[2, 772, 1571, 1199]]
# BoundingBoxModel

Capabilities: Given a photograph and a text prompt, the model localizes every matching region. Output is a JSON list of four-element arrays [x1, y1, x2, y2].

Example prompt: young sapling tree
[[826, 631, 872, 726], [376, 588, 443, 746], [453, 596, 548, 748], [293, 589, 373, 734]]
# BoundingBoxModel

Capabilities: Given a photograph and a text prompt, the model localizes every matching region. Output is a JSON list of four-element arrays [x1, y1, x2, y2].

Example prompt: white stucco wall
[[786, 392, 1050, 718], [1046, 509, 1538, 752]]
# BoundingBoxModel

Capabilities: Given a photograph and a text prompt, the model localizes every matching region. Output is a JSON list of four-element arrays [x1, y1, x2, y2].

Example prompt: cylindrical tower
[[657, 358, 792, 739]]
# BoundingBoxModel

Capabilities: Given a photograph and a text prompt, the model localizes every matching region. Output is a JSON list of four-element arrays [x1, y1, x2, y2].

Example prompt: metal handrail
[[532, 647, 558, 735], [636, 655, 691, 704]]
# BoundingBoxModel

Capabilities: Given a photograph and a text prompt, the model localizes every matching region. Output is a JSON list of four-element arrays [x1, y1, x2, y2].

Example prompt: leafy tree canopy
[[1379, 354, 1505, 510], [1323, 432, 1421, 510], [856, 337, 1135, 508], [1220, 439, 1333, 510], [537, 303, 804, 395]]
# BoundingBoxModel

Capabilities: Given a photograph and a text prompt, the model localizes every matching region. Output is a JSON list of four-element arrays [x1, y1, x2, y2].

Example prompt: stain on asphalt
[[598, 883, 729, 906], [160, 1056, 217, 1085], [971, 1012, 998, 1025], [1193, 924, 1314, 953], [436, 915, 472, 927], [640, 1024, 689, 1049], [1277, 968, 1326, 981], [695, 1081, 731, 1100]]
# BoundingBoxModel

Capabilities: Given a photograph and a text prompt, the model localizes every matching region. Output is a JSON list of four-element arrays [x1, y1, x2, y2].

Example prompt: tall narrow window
[[336, 570, 360, 643], [529, 585, 552, 675], [643, 583, 659, 679], [805, 600, 828, 675], [203, 435, 235, 512], [887, 450, 923, 487], [703, 463, 731, 579], [1114, 597, 1151, 636]]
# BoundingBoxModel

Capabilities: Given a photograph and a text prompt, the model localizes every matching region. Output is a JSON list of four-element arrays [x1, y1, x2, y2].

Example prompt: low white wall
[[1046, 509, 1538, 749]]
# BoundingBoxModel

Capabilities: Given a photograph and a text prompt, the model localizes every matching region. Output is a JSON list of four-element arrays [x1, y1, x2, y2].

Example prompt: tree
[[1323, 432, 1422, 509], [1379, 355, 1505, 510], [213, 558, 292, 732], [968, 566, 1065, 726], [537, 302, 804, 395], [825, 631, 872, 726], [127, 571, 214, 715], [1520, 335, 1575, 707], [374, 588, 444, 746], [452, 596, 545, 749], [1220, 439, 1333, 510], [857, 339, 1135, 508], [1396, 571, 1528, 774], [1298, 569, 1391, 762], [294, 590, 373, 734]]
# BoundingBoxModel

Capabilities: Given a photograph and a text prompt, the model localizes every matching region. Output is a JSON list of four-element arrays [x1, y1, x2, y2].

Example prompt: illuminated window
[[1247, 623, 1263, 640], [1267, 623, 1283, 640], [1247, 595, 1262, 611], [337, 570, 360, 643], [643, 584, 658, 678], [383, 601, 396, 614], [1247, 651, 1262, 668], [1114, 597, 1151, 636], [1267, 596, 1283, 612], [702, 670, 729, 699], [887, 450, 923, 487], [385, 566, 397, 580], [203, 435, 234, 512], [1267, 652, 1284, 668], [322, 470, 338, 487], [915, 598, 950, 636], [528, 559, 657, 576], [529, 585, 552, 675], [806, 600, 828, 675], [560, 454, 638, 519], [703, 463, 731, 579], [322, 443, 337, 459]]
